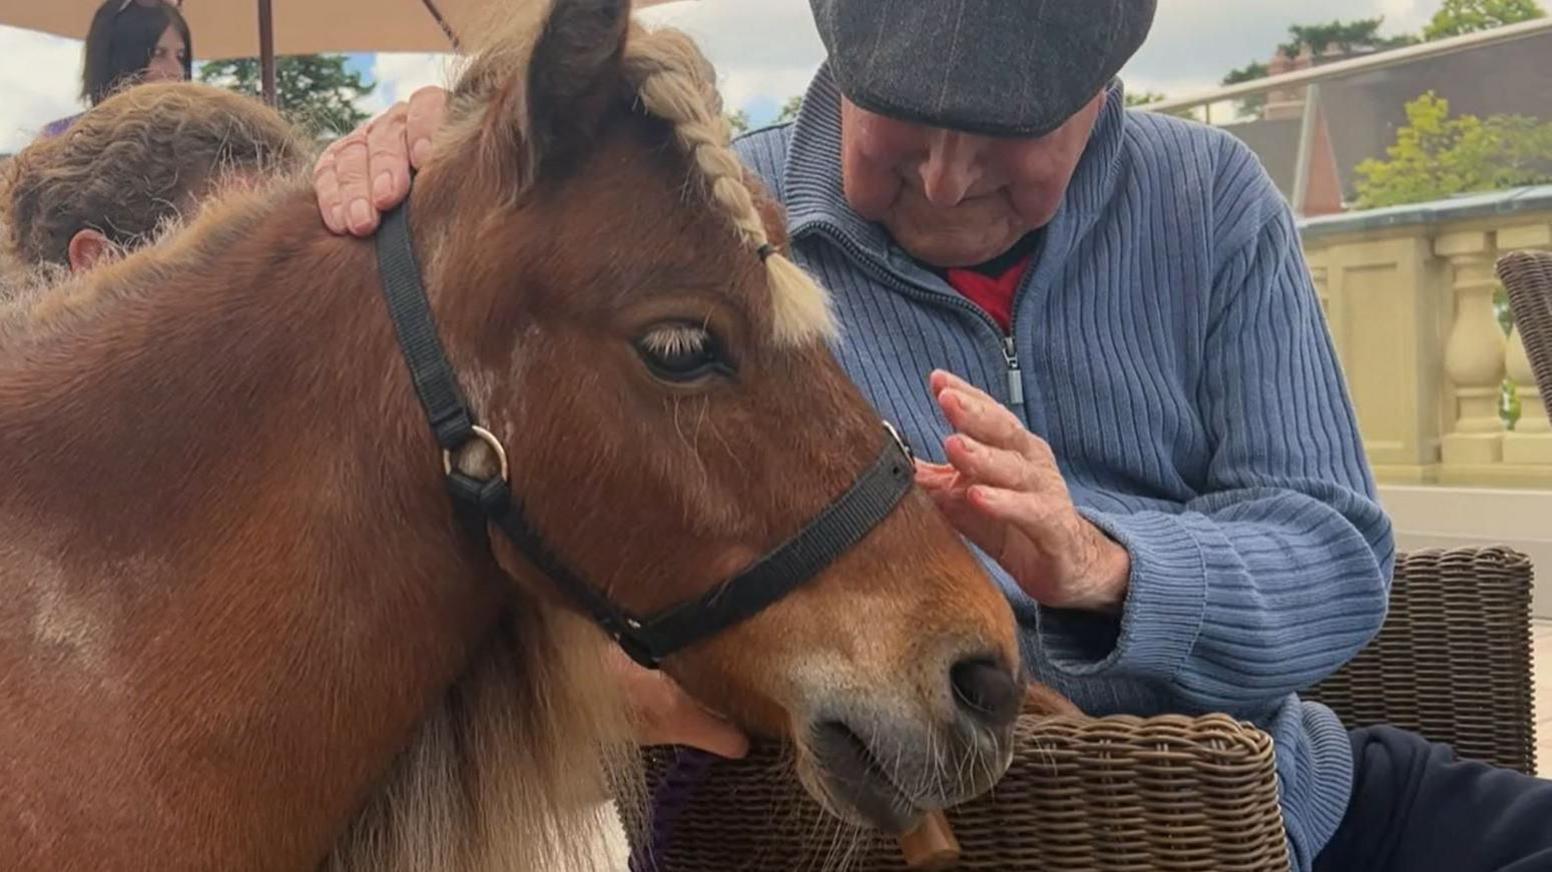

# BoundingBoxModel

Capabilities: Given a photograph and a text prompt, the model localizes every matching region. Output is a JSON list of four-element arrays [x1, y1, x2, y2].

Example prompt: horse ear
[[520, 0, 631, 181], [449, 0, 630, 199]]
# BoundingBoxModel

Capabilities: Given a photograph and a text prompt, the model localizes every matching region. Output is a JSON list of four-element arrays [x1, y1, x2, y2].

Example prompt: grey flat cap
[[809, 0, 1157, 137]]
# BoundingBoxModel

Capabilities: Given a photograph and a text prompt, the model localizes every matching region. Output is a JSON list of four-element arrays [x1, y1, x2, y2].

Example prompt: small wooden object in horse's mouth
[[899, 810, 962, 870]]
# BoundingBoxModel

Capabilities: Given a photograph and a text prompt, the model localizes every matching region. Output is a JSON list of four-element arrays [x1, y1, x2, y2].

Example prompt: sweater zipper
[[1001, 335, 1024, 407], [801, 221, 1027, 409]]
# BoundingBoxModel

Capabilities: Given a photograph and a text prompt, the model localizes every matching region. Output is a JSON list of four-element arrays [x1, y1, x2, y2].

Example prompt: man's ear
[[67, 228, 114, 273]]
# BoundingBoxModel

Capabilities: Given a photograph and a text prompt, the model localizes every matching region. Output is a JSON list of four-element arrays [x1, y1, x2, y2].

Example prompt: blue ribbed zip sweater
[[734, 68, 1397, 870]]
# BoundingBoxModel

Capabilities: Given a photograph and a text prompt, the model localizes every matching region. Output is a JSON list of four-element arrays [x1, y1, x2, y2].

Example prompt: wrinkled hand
[[313, 85, 450, 237], [608, 646, 749, 759], [915, 370, 1131, 615]]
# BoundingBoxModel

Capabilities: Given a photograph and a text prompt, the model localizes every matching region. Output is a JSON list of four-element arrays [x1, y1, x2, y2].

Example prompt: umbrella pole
[[420, 0, 462, 50], [259, 0, 277, 106]]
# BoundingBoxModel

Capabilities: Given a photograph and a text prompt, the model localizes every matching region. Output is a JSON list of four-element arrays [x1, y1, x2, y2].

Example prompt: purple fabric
[[630, 748, 721, 872], [40, 113, 84, 139]]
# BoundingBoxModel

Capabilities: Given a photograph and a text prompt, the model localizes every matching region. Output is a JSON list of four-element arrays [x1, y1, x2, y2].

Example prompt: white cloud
[[0, 25, 86, 153], [636, 0, 823, 120], [360, 52, 459, 118], [1121, 0, 1439, 101]]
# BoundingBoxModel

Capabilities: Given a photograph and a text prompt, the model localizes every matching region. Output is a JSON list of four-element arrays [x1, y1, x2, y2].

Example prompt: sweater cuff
[[1035, 509, 1209, 679]]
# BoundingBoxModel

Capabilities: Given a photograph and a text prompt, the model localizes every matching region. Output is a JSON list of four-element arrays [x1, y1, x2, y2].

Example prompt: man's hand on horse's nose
[[314, 86, 450, 237]]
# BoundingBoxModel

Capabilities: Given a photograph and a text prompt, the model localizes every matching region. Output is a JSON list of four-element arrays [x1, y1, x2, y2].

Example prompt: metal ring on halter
[[883, 420, 914, 463], [442, 425, 510, 482]]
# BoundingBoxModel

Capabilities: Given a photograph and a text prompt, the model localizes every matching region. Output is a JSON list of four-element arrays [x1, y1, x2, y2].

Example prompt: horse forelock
[[438, 6, 837, 352]]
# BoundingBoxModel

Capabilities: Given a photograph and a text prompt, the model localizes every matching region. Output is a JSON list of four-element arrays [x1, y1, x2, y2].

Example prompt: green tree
[[1124, 90, 1166, 107], [198, 54, 374, 138], [1221, 61, 1269, 117], [775, 95, 804, 123], [726, 109, 750, 136], [1277, 17, 1418, 57], [1352, 91, 1552, 208], [1219, 18, 1415, 119], [1423, 0, 1545, 40]]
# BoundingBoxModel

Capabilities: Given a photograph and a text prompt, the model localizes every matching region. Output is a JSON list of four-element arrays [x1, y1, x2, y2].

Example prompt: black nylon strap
[[373, 197, 918, 670], [623, 439, 912, 662], [376, 202, 476, 451], [487, 434, 913, 668]]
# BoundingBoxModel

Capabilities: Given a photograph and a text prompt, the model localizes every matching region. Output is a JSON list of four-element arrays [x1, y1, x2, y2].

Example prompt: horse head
[[397, 0, 1026, 833]]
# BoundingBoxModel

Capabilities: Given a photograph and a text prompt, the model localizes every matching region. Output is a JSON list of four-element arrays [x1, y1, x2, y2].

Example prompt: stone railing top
[[1299, 185, 1552, 242]]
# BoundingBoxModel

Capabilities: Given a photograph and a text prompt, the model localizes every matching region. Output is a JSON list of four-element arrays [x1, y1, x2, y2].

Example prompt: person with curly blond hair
[[3, 80, 306, 275]]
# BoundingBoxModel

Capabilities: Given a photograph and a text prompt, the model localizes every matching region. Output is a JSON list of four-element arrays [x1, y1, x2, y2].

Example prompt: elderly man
[[313, 2, 1552, 869]]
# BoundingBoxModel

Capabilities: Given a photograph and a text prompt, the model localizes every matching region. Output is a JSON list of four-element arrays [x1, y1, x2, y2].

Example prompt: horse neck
[[0, 181, 511, 871]]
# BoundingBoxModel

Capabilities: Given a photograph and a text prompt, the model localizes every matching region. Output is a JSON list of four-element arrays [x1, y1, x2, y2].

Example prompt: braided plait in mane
[[622, 25, 837, 346]]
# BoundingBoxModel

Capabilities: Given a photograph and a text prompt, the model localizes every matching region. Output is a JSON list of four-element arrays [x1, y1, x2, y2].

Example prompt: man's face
[[838, 91, 1106, 268]]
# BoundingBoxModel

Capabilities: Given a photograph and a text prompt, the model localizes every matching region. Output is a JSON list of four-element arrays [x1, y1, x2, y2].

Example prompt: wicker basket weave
[[634, 713, 1290, 872], [1303, 546, 1537, 775], [1498, 249, 1552, 404]]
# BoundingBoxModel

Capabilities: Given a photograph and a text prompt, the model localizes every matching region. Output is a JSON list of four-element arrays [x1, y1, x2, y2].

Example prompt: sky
[[0, 0, 1443, 153]]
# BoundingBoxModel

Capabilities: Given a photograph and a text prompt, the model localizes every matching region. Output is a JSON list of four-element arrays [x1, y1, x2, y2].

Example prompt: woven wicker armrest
[[1498, 249, 1552, 402], [1304, 546, 1537, 775], [635, 712, 1291, 872]]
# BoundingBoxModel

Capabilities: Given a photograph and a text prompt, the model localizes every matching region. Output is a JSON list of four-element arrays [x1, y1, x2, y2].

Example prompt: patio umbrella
[[0, 0, 693, 105]]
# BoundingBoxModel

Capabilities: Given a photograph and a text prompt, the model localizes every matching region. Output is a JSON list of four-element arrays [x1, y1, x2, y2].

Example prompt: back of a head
[[0, 81, 309, 270]]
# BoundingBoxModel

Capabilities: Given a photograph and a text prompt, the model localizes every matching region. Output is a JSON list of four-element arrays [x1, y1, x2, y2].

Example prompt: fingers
[[961, 484, 1062, 537], [329, 131, 376, 236], [312, 145, 348, 234], [943, 433, 1036, 493], [932, 370, 1031, 457], [315, 89, 447, 237], [673, 700, 750, 759], [913, 458, 960, 491], [366, 103, 412, 213], [611, 647, 750, 759], [405, 85, 450, 169]]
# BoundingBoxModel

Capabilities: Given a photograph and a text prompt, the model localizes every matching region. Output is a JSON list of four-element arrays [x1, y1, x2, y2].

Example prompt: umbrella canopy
[[1, 0, 695, 103], [1, 0, 691, 58]]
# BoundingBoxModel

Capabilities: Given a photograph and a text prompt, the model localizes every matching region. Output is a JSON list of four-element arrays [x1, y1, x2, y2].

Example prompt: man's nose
[[918, 131, 982, 207]]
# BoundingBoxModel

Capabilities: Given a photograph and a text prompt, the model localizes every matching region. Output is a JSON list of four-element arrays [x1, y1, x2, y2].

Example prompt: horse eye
[[635, 323, 734, 383]]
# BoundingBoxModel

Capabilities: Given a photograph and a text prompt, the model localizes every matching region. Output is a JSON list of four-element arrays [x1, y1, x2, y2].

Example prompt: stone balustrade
[[1299, 185, 1552, 488]]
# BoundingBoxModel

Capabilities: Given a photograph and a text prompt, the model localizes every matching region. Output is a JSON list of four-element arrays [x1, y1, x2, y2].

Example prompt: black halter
[[373, 199, 917, 669]]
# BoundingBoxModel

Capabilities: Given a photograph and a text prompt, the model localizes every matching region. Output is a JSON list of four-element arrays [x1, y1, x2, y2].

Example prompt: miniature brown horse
[[0, 1, 1023, 870]]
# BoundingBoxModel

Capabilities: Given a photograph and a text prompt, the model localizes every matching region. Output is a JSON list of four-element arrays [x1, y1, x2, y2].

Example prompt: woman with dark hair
[[39, 0, 193, 138]]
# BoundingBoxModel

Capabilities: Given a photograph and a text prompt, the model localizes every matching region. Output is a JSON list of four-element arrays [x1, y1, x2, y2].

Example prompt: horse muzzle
[[797, 657, 1024, 834]]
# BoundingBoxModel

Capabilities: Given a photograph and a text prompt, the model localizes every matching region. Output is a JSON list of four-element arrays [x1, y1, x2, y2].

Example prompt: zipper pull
[[1002, 336, 1024, 407]]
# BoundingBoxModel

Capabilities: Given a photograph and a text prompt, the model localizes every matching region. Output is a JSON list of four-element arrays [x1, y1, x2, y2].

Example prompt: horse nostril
[[949, 656, 1020, 730]]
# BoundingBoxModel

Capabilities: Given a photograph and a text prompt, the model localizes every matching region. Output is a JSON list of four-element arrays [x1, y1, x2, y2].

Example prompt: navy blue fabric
[[1314, 726, 1552, 872]]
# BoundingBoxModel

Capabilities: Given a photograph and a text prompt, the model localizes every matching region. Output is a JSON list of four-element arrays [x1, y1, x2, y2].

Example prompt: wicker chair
[[630, 546, 1537, 872], [1499, 249, 1552, 403]]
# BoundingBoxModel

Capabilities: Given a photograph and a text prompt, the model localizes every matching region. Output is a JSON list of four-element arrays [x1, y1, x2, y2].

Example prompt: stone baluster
[[1436, 231, 1506, 470]]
